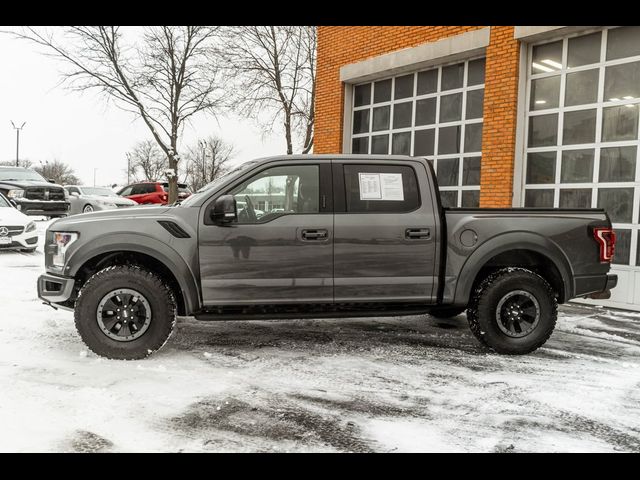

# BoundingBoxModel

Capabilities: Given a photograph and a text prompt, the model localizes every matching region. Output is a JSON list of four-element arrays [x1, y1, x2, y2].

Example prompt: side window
[[229, 164, 320, 224], [68, 187, 80, 195], [119, 186, 133, 196], [145, 184, 158, 194], [343, 164, 420, 213]]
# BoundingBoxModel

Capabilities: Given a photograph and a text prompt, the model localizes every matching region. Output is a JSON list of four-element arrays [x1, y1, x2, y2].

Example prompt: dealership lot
[[0, 219, 639, 452]]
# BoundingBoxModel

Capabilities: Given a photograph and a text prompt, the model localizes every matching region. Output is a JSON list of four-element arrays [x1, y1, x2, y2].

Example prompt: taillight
[[161, 194, 168, 202], [593, 227, 616, 263]]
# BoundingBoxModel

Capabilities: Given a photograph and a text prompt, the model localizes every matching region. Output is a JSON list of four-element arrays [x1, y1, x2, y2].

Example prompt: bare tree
[[33, 159, 81, 185], [220, 26, 316, 155], [183, 135, 234, 191], [127, 140, 167, 182], [7, 26, 224, 202]]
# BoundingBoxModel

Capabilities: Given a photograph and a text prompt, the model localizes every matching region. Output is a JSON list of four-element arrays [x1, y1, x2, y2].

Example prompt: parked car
[[0, 166, 69, 218], [38, 154, 617, 360], [0, 192, 38, 252], [116, 182, 191, 205], [64, 185, 137, 215]]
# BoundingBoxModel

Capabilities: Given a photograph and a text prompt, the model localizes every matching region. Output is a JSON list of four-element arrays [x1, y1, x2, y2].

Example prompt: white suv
[[0, 193, 38, 252]]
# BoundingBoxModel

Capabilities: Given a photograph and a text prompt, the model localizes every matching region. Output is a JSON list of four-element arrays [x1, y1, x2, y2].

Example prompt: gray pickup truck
[[37, 155, 617, 359]]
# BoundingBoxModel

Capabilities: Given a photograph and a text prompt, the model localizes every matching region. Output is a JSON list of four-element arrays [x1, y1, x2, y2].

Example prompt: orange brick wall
[[315, 26, 521, 208]]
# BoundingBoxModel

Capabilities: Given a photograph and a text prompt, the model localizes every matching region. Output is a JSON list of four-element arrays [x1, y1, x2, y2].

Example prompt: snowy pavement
[[1, 219, 639, 452]]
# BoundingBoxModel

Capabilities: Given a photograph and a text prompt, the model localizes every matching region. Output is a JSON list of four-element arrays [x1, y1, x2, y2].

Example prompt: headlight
[[96, 199, 115, 207], [7, 189, 24, 199], [25, 221, 36, 233], [51, 232, 78, 268]]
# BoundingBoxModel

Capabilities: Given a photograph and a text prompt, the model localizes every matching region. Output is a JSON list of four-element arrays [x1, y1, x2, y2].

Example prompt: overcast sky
[[0, 27, 286, 186]]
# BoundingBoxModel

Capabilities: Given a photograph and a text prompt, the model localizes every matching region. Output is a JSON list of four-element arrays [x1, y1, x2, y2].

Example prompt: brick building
[[314, 26, 640, 310]]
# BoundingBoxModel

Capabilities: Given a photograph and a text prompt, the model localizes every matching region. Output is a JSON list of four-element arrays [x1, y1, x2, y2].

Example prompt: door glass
[[229, 165, 320, 223]]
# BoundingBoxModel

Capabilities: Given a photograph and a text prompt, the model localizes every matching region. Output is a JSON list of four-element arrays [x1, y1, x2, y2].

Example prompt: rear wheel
[[428, 306, 467, 319], [467, 268, 557, 354], [83, 204, 94, 213], [74, 265, 176, 359]]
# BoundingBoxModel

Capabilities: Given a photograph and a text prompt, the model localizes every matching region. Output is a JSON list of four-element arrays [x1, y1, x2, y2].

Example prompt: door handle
[[301, 229, 328, 240], [405, 228, 430, 240]]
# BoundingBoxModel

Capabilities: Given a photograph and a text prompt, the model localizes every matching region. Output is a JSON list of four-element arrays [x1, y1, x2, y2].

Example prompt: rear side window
[[343, 164, 420, 213]]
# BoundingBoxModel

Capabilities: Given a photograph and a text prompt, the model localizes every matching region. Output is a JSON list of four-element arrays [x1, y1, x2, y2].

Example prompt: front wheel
[[74, 265, 177, 359], [467, 268, 557, 354]]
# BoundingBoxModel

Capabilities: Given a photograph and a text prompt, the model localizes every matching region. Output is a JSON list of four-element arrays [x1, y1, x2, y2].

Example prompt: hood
[[0, 206, 30, 225], [50, 205, 172, 230], [0, 179, 63, 189]]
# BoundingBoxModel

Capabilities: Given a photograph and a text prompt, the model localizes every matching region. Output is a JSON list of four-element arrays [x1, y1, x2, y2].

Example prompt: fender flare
[[453, 231, 574, 305], [66, 233, 200, 314]]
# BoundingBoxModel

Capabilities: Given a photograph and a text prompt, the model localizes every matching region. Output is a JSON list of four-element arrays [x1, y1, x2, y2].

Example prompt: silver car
[[64, 185, 137, 215]]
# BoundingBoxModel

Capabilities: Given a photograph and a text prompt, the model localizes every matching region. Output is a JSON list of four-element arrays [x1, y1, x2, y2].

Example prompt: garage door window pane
[[604, 62, 640, 102], [417, 70, 438, 95], [414, 129, 435, 156], [464, 123, 482, 153], [371, 135, 389, 154], [394, 74, 414, 100], [527, 151, 556, 184], [532, 41, 563, 73], [462, 157, 481, 185], [568, 32, 602, 68], [602, 105, 639, 142], [392, 132, 411, 155], [561, 149, 594, 183], [467, 58, 485, 86], [441, 63, 464, 91], [415, 98, 436, 126], [354, 84, 371, 107], [599, 146, 637, 182], [466, 89, 484, 119], [437, 158, 459, 186], [374, 79, 392, 103], [439, 93, 462, 123], [598, 188, 634, 223], [565, 69, 599, 106], [559, 189, 592, 208], [530, 76, 560, 110], [528, 114, 558, 147], [525, 189, 554, 207], [613, 229, 631, 265], [352, 137, 368, 154], [438, 126, 461, 154], [563, 109, 597, 145], [462, 190, 480, 207], [353, 109, 370, 134], [372, 106, 390, 132], [393, 102, 413, 129], [440, 190, 458, 208], [606, 26, 640, 61]]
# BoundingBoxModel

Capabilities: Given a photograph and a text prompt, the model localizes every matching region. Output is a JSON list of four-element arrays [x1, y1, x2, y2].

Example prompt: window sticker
[[358, 172, 404, 201]]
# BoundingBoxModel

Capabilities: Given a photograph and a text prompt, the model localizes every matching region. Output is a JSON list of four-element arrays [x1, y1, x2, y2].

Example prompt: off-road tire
[[467, 268, 557, 354], [74, 265, 176, 360], [428, 306, 467, 319]]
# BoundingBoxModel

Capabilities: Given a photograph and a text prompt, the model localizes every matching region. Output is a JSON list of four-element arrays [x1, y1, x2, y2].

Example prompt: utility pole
[[93, 168, 98, 187], [199, 140, 207, 182], [11, 121, 26, 167], [126, 152, 131, 184]]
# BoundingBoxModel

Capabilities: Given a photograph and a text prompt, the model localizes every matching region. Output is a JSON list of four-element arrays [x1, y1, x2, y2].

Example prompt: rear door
[[332, 160, 438, 302]]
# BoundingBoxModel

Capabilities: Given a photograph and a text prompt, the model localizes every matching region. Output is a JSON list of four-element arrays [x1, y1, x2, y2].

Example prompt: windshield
[[0, 168, 47, 182], [179, 160, 258, 207], [82, 187, 116, 196], [0, 194, 10, 208]]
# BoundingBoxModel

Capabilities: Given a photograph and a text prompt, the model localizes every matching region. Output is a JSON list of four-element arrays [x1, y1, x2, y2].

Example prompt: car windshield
[[81, 187, 116, 197], [0, 168, 47, 182], [0, 194, 10, 208], [179, 160, 258, 207]]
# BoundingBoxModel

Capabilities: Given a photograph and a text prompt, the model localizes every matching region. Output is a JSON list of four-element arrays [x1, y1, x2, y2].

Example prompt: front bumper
[[0, 230, 38, 250], [37, 272, 76, 309], [16, 200, 69, 216]]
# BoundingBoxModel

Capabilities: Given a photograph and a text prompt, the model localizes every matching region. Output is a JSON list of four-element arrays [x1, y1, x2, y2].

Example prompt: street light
[[11, 121, 26, 167]]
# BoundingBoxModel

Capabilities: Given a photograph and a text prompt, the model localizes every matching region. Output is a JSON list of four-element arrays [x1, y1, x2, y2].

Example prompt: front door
[[199, 162, 333, 305], [332, 161, 438, 303]]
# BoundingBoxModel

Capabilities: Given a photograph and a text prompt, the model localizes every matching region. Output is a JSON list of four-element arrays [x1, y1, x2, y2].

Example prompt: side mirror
[[48, 178, 56, 184], [210, 195, 237, 225], [9, 199, 17, 208]]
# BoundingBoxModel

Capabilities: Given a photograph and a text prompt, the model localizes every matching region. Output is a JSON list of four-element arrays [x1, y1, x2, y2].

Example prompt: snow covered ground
[[1, 219, 639, 452]]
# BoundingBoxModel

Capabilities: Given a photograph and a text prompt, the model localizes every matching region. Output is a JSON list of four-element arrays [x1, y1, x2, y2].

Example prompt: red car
[[117, 182, 192, 205]]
